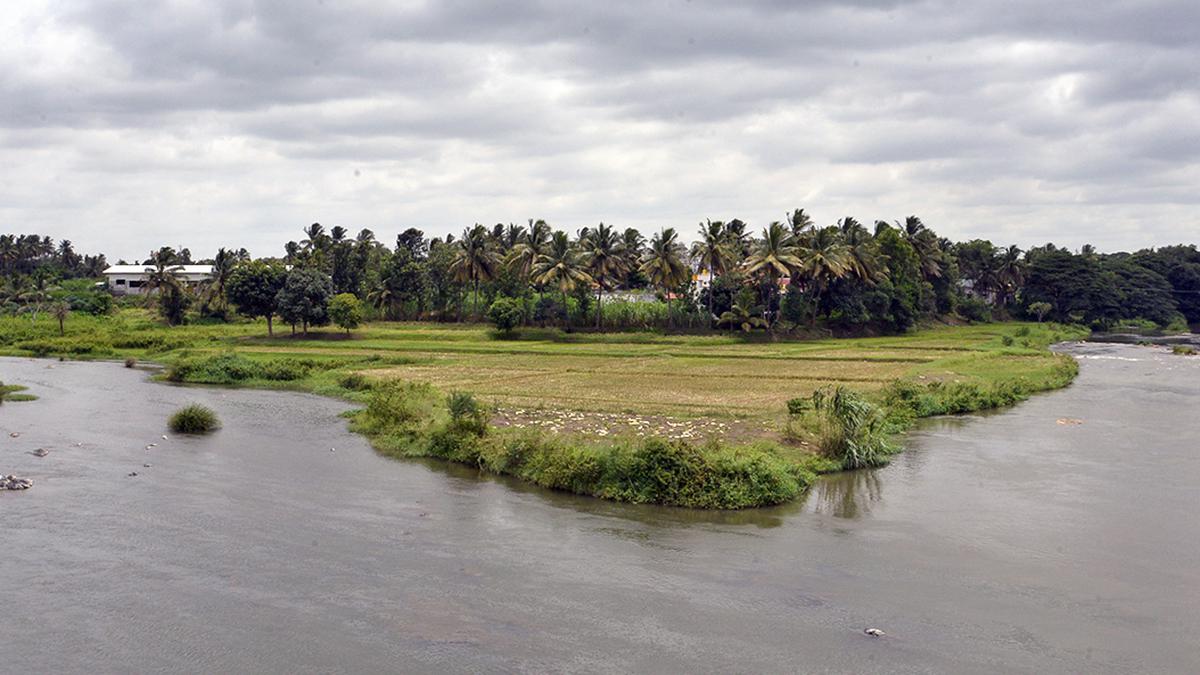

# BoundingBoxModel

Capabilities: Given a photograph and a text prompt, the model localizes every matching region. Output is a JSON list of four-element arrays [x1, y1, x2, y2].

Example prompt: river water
[[1, 343, 1197, 673]]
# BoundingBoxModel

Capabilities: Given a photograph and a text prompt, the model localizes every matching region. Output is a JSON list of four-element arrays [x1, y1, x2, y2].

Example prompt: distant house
[[102, 264, 213, 296]]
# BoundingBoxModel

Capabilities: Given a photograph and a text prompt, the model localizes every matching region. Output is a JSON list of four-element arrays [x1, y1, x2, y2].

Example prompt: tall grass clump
[[168, 404, 220, 434], [811, 387, 897, 470]]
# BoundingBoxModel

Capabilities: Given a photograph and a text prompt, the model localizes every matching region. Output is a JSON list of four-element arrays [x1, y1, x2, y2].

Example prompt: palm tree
[[507, 220, 552, 323], [691, 220, 732, 325], [533, 231, 592, 328], [142, 249, 189, 325], [619, 228, 645, 287], [718, 294, 767, 333], [449, 224, 501, 320], [788, 209, 815, 239], [839, 217, 884, 284], [581, 223, 627, 330], [203, 247, 238, 315], [795, 226, 852, 326], [900, 216, 944, 281], [995, 245, 1024, 309], [742, 222, 801, 331], [639, 227, 689, 329]]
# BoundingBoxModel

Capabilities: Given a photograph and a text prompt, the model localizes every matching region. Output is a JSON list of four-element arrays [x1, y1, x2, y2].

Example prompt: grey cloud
[[0, 0, 1197, 257]]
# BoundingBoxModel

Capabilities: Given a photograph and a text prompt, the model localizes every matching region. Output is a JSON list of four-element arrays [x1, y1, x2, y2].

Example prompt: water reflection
[[803, 469, 883, 519]]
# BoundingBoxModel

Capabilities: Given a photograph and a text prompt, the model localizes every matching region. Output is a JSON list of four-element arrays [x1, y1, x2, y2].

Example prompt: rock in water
[[1, 475, 34, 490], [32, 448, 50, 457], [864, 628, 885, 638], [127, 472, 138, 477]]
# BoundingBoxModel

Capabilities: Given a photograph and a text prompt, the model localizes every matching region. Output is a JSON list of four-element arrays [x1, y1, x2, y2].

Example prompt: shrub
[[487, 297, 524, 335], [786, 397, 809, 416], [959, 297, 992, 323], [446, 390, 488, 436], [337, 372, 372, 390], [124, 357, 137, 368], [1014, 326, 1031, 337], [1001, 335, 1015, 346], [168, 404, 219, 434], [811, 387, 896, 470], [165, 353, 330, 383], [362, 380, 437, 431], [1172, 345, 1197, 356], [328, 293, 364, 334]]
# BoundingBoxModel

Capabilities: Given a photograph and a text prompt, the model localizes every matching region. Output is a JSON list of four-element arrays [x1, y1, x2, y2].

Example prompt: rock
[[1056, 418, 1083, 426], [127, 471, 138, 477], [330, 447, 336, 452], [143, 463, 152, 468], [864, 628, 885, 638], [1, 475, 33, 490], [31, 448, 50, 457], [161, 435, 168, 440], [9, 432, 19, 438]]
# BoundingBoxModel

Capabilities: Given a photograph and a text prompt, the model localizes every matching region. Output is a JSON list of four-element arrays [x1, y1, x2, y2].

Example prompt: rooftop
[[102, 265, 214, 275]]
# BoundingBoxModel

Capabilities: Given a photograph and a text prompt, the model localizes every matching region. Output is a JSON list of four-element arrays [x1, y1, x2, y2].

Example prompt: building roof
[[102, 264, 214, 275]]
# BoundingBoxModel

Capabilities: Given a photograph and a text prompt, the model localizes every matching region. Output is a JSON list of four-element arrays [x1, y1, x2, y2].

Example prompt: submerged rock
[[1, 475, 33, 490], [31, 448, 49, 457], [864, 628, 886, 638]]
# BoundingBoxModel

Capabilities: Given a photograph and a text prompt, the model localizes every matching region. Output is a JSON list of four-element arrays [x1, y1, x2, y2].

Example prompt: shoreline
[[1, 316, 1087, 508]]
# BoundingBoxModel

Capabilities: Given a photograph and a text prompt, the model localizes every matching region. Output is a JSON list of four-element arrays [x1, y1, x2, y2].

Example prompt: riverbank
[[0, 311, 1086, 507]]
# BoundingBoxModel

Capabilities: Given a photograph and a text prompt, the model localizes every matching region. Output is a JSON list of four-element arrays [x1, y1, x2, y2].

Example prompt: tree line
[[3, 212, 1198, 334]]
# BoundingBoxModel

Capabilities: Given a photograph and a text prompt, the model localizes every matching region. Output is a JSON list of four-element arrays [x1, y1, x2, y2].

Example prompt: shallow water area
[[1, 344, 1197, 673]]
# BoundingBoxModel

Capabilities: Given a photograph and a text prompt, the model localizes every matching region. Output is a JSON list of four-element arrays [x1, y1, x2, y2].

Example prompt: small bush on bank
[[337, 372, 372, 390], [168, 404, 219, 433], [165, 352, 343, 384], [1172, 345, 1197, 356], [124, 357, 137, 368], [810, 387, 896, 470]]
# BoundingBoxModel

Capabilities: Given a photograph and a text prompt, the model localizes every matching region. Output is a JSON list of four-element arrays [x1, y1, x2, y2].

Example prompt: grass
[[0, 309, 1089, 507], [0, 381, 38, 403], [168, 404, 220, 434]]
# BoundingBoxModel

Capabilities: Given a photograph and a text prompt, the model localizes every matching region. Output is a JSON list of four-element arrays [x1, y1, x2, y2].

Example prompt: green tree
[[742, 222, 801, 331], [276, 268, 333, 334], [795, 226, 852, 326], [328, 293, 364, 334], [581, 222, 627, 330], [691, 219, 732, 325], [449, 224, 501, 320], [533, 231, 592, 329], [639, 227, 689, 328], [487, 296, 524, 334], [227, 261, 287, 335]]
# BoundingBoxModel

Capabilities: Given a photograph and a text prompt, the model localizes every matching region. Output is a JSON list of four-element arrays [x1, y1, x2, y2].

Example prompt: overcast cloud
[[2, 0, 1198, 260]]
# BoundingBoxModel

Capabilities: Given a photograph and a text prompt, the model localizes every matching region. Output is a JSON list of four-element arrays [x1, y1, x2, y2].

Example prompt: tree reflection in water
[[805, 469, 883, 519]]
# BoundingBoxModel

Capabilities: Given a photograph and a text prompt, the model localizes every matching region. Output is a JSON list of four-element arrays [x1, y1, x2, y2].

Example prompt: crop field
[[0, 311, 1082, 434]]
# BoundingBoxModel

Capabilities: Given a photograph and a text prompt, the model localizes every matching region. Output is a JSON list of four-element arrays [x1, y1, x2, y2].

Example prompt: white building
[[102, 264, 214, 296]]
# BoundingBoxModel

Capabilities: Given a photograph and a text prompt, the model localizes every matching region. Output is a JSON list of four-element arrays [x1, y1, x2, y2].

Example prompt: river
[[1, 343, 1197, 673]]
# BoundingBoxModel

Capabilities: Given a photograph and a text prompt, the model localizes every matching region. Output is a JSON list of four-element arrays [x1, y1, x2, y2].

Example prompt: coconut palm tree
[[202, 247, 238, 315], [449, 224, 501, 320], [691, 220, 732, 325], [581, 223, 627, 330], [795, 226, 852, 326], [995, 245, 1025, 309], [532, 231, 592, 328], [742, 222, 801, 331], [839, 217, 885, 284], [639, 227, 689, 328], [619, 228, 645, 288], [788, 208, 815, 239]]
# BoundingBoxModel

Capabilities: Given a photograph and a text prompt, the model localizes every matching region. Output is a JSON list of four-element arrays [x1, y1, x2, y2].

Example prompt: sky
[[2, 0, 1198, 261]]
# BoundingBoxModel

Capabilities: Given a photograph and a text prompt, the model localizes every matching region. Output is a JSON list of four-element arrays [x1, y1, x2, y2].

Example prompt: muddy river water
[[1, 342, 1197, 673]]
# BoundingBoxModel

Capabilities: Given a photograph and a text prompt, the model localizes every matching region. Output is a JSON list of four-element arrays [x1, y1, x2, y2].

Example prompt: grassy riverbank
[[0, 311, 1086, 507]]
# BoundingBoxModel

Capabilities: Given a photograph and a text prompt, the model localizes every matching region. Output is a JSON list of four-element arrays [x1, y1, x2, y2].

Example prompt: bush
[[124, 357, 137, 368], [811, 387, 896, 470], [1001, 335, 1014, 346], [165, 352, 329, 384], [446, 390, 488, 435], [786, 397, 809, 416], [328, 293, 364, 334], [959, 296, 992, 323], [487, 297, 524, 335], [362, 380, 438, 431], [337, 372, 372, 390], [168, 404, 220, 434], [1172, 345, 1197, 356]]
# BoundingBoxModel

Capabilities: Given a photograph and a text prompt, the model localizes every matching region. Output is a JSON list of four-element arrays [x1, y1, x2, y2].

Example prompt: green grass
[[168, 404, 220, 434], [0, 381, 38, 403], [0, 309, 1089, 507]]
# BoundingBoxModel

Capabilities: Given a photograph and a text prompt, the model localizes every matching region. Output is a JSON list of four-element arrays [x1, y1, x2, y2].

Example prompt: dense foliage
[[5, 216, 1198, 333], [167, 404, 220, 434]]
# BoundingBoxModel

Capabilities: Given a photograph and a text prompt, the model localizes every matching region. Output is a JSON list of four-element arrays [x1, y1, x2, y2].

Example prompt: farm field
[[1, 310, 1082, 426]]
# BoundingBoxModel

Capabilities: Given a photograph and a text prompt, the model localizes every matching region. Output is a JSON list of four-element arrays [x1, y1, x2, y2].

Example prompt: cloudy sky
[[2, 0, 1198, 261]]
